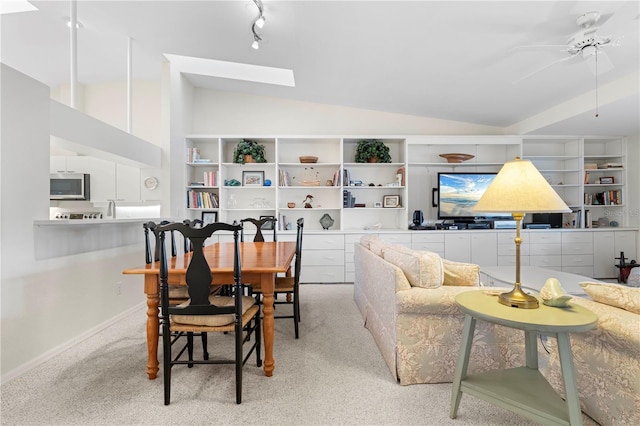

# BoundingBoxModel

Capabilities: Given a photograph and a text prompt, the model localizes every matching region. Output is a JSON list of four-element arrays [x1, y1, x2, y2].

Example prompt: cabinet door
[[50, 156, 67, 173], [86, 157, 116, 202], [116, 163, 140, 202], [445, 233, 471, 263], [471, 232, 497, 266], [593, 232, 615, 278]]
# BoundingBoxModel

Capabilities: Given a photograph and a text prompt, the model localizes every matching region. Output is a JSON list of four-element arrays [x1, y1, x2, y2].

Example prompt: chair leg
[[294, 292, 300, 339], [162, 320, 172, 405], [201, 332, 209, 360], [256, 311, 262, 367], [187, 332, 194, 368], [235, 323, 243, 404]]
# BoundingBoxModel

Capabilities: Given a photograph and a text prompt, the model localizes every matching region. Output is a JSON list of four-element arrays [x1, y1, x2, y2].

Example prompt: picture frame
[[373, 201, 382, 208], [201, 211, 218, 225], [242, 170, 265, 186], [383, 195, 400, 208], [260, 215, 276, 230], [599, 176, 614, 184]]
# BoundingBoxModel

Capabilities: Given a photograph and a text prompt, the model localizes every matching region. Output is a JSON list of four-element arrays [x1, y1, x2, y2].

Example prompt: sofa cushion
[[382, 245, 443, 289], [359, 234, 379, 250], [368, 237, 388, 257], [442, 259, 481, 286], [579, 282, 640, 314]]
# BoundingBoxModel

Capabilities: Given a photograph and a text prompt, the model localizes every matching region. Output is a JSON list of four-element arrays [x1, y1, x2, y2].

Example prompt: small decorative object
[[232, 139, 267, 164], [326, 179, 333, 186], [355, 139, 392, 163], [302, 194, 314, 208], [302, 167, 320, 186], [144, 176, 159, 190], [597, 217, 610, 227], [319, 213, 334, 230], [287, 202, 296, 208], [227, 194, 237, 208], [540, 278, 572, 307], [299, 156, 318, 163], [364, 223, 381, 230], [599, 176, 615, 184], [264, 179, 271, 186], [610, 220, 619, 227], [439, 153, 475, 163], [201, 211, 218, 225], [374, 201, 382, 208], [242, 170, 265, 186], [383, 195, 400, 208], [224, 179, 241, 186]]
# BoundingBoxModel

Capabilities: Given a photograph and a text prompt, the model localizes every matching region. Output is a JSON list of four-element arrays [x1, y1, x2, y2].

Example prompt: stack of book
[[187, 191, 219, 209]]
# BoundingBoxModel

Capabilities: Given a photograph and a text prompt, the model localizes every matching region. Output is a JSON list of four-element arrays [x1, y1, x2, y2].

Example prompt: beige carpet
[[0, 284, 597, 425]]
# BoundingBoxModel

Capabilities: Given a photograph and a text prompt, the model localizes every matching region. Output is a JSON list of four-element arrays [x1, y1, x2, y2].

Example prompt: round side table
[[450, 290, 598, 426]]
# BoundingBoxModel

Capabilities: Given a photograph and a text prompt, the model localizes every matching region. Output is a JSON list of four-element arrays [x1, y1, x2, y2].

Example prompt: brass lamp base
[[499, 286, 539, 309]]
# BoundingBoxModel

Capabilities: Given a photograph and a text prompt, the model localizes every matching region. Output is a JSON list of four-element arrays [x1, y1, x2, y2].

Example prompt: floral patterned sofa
[[353, 235, 525, 385], [540, 282, 640, 426]]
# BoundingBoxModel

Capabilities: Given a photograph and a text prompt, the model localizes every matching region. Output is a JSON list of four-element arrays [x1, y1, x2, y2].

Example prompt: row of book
[[584, 190, 622, 206], [343, 190, 356, 208], [186, 147, 213, 164], [187, 190, 219, 209], [189, 171, 217, 187]]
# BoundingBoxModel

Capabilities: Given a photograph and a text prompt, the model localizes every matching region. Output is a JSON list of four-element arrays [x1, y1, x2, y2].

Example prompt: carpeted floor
[[0, 284, 597, 425]]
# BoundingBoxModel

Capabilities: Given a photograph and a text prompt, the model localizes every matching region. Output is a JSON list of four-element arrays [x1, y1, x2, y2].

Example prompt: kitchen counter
[[35, 218, 161, 226]]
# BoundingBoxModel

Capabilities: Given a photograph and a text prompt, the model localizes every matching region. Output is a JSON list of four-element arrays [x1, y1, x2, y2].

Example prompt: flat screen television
[[437, 172, 512, 221]]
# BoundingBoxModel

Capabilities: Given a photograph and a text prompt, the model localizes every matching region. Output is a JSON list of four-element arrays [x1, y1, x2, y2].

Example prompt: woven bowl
[[299, 156, 318, 163], [439, 153, 474, 163]]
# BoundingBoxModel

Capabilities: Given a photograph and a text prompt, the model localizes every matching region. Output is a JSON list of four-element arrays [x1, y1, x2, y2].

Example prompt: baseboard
[[0, 301, 146, 385]]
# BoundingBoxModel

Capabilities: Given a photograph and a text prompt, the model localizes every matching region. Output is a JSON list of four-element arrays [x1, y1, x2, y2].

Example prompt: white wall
[[0, 65, 145, 380]]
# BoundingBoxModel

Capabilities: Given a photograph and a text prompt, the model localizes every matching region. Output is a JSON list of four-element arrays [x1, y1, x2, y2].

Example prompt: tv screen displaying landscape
[[438, 172, 510, 219]]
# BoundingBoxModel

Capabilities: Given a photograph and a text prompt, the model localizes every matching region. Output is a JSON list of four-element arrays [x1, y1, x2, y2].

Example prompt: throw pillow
[[382, 245, 443, 289], [442, 259, 481, 286], [579, 282, 640, 314]]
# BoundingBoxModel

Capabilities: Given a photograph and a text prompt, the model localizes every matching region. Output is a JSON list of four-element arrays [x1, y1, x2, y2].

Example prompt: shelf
[[281, 207, 340, 211], [585, 204, 624, 207], [586, 168, 624, 172], [524, 155, 581, 161], [221, 162, 276, 167], [345, 186, 405, 189], [279, 186, 340, 189], [344, 162, 405, 167], [187, 186, 217, 189], [186, 162, 217, 167], [584, 184, 623, 187], [187, 207, 219, 211], [408, 162, 505, 167], [279, 162, 341, 167]]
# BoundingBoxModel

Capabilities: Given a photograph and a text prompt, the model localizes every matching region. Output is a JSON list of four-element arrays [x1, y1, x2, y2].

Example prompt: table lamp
[[473, 157, 570, 308]]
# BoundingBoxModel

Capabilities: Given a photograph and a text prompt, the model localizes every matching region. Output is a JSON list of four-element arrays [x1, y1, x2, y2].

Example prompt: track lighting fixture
[[251, 0, 265, 49]]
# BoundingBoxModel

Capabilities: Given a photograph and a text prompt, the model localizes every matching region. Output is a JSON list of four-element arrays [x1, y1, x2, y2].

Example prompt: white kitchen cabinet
[[116, 163, 140, 202], [471, 232, 497, 266], [445, 233, 471, 263]]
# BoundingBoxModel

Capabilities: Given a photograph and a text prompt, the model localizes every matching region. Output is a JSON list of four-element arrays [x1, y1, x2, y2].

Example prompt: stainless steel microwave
[[50, 173, 90, 200]]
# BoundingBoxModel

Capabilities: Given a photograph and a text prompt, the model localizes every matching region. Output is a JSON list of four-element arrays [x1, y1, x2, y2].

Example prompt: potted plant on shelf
[[233, 139, 267, 164], [355, 139, 391, 163]]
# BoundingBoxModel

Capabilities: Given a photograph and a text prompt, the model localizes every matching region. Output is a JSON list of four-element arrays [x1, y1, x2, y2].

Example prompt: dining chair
[[154, 221, 261, 405], [251, 218, 304, 338], [240, 216, 277, 242]]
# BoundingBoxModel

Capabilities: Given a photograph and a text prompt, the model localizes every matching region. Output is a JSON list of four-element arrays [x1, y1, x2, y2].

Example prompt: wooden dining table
[[123, 241, 297, 380]]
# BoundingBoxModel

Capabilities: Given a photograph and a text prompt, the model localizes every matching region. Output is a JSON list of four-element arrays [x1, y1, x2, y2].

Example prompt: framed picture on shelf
[[383, 195, 400, 208], [201, 211, 218, 225], [242, 171, 265, 186], [599, 176, 614, 184]]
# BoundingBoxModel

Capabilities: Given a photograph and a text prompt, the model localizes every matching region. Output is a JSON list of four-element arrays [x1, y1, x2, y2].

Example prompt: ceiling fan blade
[[586, 50, 614, 75], [509, 44, 569, 53], [596, 2, 639, 35], [512, 54, 577, 84]]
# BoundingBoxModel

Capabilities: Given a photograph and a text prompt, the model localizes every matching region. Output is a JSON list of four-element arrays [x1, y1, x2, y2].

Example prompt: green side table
[[450, 290, 598, 426]]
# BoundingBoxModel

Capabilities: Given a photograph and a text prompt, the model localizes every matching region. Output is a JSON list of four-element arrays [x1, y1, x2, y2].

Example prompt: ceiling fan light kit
[[251, 0, 265, 50]]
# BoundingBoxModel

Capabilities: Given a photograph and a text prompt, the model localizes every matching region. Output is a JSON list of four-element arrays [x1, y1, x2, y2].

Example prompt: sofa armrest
[[443, 259, 481, 287]]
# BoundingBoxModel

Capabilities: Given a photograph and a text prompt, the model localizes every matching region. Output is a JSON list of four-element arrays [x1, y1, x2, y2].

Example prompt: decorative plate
[[439, 153, 475, 163], [144, 176, 159, 190], [319, 213, 334, 230], [299, 156, 318, 163]]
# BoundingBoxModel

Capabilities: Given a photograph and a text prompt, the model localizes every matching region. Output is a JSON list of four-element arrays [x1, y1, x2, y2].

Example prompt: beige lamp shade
[[473, 158, 571, 214]]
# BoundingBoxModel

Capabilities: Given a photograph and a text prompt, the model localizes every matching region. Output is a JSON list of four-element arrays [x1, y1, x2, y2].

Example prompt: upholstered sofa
[[540, 282, 640, 426], [353, 235, 525, 385]]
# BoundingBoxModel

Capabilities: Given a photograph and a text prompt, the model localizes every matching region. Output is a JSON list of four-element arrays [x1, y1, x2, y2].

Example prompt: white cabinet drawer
[[300, 266, 344, 283], [530, 255, 562, 268], [498, 243, 529, 256], [303, 234, 344, 250], [345, 262, 355, 272], [562, 254, 593, 267], [528, 232, 561, 244], [530, 243, 561, 256], [303, 250, 344, 266], [498, 255, 530, 266], [345, 234, 369, 245], [562, 242, 593, 255], [378, 233, 411, 245], [344, 252, 354, 264], [412, 233, 445, 244], [563, 266, 594, 277], [344, 271, 355, 282], [562, 232, 593, 244]]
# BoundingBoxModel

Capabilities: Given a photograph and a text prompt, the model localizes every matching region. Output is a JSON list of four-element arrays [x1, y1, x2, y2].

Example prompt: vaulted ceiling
[[2, 1, 638, 135]]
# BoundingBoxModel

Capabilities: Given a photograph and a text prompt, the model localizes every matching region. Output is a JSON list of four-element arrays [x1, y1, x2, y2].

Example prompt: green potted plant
[[233, 139, 267, 164], [355, 139, 391, 163]]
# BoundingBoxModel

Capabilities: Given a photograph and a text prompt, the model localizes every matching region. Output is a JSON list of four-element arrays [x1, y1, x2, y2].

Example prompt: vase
[[367, 157, 379, 163], [244, 154, 255, 163]]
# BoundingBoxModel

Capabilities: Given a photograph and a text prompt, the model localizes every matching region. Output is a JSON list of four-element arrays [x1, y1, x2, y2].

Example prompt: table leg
[[450, 314, 476, 419], [260, 273, 275, 377], [524, 330, 538, 369], [144, 274, 160, 380], [557, 332, 583, 426]]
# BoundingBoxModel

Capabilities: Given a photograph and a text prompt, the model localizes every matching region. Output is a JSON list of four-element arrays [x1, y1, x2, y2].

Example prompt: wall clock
[[144, 176, 158, 190]]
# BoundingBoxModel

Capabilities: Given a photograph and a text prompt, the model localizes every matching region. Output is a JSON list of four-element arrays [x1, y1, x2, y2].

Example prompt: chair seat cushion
[[172, 295, 257, 326], [252, 277, 295, 293]]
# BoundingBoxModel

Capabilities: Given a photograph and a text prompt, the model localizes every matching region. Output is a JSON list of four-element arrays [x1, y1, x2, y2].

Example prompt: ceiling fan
[[513, 9, 626, 84]]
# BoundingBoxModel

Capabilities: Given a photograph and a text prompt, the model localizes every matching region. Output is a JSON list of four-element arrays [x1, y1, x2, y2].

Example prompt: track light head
[[256, 15, 265, 28]]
